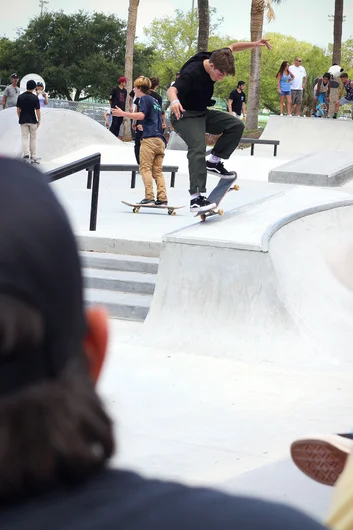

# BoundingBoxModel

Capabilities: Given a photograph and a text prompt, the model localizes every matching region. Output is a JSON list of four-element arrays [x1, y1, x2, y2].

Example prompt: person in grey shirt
[[2, 73, 20, 109]]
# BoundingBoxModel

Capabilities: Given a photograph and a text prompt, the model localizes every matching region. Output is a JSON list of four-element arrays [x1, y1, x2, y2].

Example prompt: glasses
[[297, 59, 302, 62]]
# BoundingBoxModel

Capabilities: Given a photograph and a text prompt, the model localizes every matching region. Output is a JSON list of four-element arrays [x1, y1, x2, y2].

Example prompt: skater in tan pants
[[112, 76, 168, 205]]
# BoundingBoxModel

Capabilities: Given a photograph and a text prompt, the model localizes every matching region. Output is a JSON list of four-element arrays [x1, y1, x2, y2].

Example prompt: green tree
[[143, 8, 223, 90], [10, 11, 127, 100]]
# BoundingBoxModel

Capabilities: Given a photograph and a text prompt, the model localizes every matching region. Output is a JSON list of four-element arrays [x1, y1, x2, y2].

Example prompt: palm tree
[[123, 0, 140, 140], [246, 0, 283, 130], [197, 0, 209, 52], [332, 0, 344, 64]]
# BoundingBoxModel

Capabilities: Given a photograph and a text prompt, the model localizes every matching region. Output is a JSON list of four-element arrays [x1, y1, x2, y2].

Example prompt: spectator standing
[[35, 82, 48, 107], [289, 57, 307, 116], [109, 76, 127, 138], [228, 81, 247, 119], [16, 79, 41, 164], [328, 63, 344, 118], [149, 77, 163, 108], [2, 73, 20, 109], [276, 61, 294, 116], [312, 73, 331, 117], [334, 73, 353, 118]]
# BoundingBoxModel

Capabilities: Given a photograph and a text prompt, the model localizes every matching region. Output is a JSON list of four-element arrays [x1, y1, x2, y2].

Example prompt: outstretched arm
[[228, 38, 272, 53]]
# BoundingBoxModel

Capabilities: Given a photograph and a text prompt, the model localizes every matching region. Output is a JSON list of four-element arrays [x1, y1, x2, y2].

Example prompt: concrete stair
[[80, 251, 159, 321]]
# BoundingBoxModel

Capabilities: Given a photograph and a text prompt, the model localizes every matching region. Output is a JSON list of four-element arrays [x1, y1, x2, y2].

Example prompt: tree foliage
[[143, 8, 223, 89], [0, 11, 155, 101]]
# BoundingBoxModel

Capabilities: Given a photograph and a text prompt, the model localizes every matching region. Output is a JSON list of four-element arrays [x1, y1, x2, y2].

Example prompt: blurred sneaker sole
[[290, 434, 353, 486]]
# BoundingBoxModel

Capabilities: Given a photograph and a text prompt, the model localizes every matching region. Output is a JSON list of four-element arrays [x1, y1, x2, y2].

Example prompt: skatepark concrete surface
[[2, 108, 353, 522]]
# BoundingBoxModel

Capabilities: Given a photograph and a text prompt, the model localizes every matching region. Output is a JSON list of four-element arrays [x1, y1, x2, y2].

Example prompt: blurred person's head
[[276, 61, 290, 77], [118, 76, 127, 87], [294, 57, 302, 66], [237, 80, 246, 90], [26, 79, 36, 91], [340, 73, 349, 84], [36, 81, 44, 93], [0, 158, 114, 502], [323, 73, 331, 82], [10, 73, 19, 86], [149, 77, 160, 90]]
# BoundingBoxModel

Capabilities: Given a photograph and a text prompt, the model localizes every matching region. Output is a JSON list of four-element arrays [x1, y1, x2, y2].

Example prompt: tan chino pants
[[21, 123, 37, 158], [139, 137, 167, 201]]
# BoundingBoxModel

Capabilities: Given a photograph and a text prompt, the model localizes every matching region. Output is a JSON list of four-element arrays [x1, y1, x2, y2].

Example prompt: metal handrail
[[46, 153, 101, 231]]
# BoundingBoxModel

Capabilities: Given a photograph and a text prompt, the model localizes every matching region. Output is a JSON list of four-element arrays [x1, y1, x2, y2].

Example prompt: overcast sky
[[1, 0, 352, 49]]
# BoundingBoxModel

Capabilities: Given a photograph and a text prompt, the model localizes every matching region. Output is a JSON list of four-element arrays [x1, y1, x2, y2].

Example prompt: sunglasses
[[297, 59, 302, 62]]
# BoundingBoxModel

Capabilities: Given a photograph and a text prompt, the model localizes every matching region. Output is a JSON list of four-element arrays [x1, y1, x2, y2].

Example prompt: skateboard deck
[[121, 201, 184, 216], [195, 174, 239, 221]]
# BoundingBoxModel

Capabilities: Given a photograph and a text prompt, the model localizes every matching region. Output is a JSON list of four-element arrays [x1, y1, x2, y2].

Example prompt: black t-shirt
[[229, 89, 246, 114], [16, 92, 40, 125], [173, 51, 215, 111], [149, 90, 163, 108], [109, 86, 127, 110], [0, 469, 326, 530]]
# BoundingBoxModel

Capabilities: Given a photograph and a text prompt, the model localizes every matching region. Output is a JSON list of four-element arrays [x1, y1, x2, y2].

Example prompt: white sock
[[209, 154, 220, 163], [190, 193, 200, 200]]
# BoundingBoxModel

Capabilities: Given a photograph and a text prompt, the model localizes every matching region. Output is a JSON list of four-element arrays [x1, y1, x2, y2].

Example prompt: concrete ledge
[[77, 235, 161, 257], [269, 151, 353, 186]]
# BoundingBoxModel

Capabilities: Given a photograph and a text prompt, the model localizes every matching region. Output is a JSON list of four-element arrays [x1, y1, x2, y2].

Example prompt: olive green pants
[[171, 109, 244, 194]]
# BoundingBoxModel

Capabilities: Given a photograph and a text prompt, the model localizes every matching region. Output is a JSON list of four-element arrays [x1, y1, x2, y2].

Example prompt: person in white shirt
[[289, 57, 307, 116]]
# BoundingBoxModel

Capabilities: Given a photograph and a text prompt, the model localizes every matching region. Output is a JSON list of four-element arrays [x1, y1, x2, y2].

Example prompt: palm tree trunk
[[123, 0, 140, 141], [246, 0, 265, 130], [332, 0, 344, 64], [197, 0, 209, 52]]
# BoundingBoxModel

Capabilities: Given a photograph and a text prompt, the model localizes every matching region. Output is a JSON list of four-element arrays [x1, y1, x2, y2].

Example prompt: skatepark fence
[[46, 152, 101, 231]]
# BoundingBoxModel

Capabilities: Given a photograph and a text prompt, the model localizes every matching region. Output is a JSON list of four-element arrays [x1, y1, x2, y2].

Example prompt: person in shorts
[[312, 73, 331, 117], [276, 61, 294, 116], [334, 73, 353, 118], [289, 57, 307, 116], [112, 76, 168, 206]]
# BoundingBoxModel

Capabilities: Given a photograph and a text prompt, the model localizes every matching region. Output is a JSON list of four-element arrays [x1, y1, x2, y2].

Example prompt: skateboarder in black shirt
[[0, 157, 327, 530], [167, 39, 271, 212]]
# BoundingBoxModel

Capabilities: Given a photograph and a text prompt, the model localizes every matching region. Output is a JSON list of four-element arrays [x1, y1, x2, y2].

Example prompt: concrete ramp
[[269, 151, 353, 186], [0, 107, 121, 161], [261, 115, 353, 158], [141, 188, 353, 368]]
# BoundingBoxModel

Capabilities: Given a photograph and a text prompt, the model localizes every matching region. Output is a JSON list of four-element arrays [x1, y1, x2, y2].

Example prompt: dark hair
[[209, 48, 235, 76], [0, 295, 114, 501], [276, 61, 290, 78], [340, 72, 349, 79], [323, 72, 331, 80], [26, 80, 36, 90], [36, 82, 44, 87], [237, 81, 245, 88], [149, 77, 160, 89]]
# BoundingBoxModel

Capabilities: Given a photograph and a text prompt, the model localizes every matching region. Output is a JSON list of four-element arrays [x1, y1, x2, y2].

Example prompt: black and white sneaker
[[155, 199, 168, 206], [31, 157, 40, 165], [190, 195, 216, 213], [206, 160, 236, 179], [139, 198, 155, 205], [22, 155, 30, 163]]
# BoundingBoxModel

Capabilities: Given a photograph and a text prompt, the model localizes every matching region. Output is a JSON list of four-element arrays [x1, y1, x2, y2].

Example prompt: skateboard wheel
[[201, 214, 206, 222], [168, 209, 176, 216], [218, 209, 224, 216], [234, 184, 240, 191], [172, 210, 176, 216], [133, 207, 139, 213]]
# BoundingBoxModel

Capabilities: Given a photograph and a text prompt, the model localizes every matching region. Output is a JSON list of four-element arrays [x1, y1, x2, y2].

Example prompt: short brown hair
[[149, 77, 160, 89], [134, 76, 152, 94], [209, 48, 235, 76], [340, 72, 349, 79]]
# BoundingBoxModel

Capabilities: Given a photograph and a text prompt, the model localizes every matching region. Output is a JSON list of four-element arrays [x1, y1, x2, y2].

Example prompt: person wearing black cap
[[109, 76, 127, 137], [16, 79, 41, 164], [2, 73, 20, 109], [0, 157, 329, 530], [228, 81, 247, 119], [35, 82, 49, 107]]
